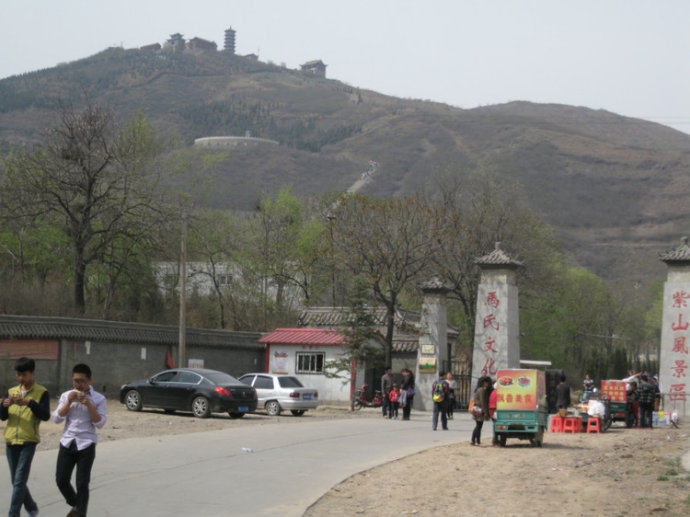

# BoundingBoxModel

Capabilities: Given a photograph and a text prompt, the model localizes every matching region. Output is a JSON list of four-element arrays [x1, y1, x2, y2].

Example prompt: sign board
[[601, 380, 626, 402], [496, 369, 545, 411]]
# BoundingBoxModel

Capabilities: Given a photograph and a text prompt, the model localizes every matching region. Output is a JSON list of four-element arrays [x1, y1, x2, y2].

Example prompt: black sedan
[[120, 368, 257, 418]]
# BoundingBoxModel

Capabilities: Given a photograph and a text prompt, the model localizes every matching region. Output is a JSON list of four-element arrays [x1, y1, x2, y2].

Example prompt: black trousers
[[56, 442, 96, 516], [471, 419, 484, 444]]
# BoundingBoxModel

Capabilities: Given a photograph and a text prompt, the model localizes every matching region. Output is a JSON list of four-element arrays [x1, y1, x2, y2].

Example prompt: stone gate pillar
[[415, 277, 449, 411], [659, 237, 690, 418], [471, 242, 522, 388]]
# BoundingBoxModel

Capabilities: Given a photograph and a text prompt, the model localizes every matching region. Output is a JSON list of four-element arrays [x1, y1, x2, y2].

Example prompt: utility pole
[[178, 214, 187, 368]]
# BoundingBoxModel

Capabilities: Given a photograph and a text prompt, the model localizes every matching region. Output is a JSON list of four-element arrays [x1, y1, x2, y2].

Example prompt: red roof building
[[258, 328, 345, 346]]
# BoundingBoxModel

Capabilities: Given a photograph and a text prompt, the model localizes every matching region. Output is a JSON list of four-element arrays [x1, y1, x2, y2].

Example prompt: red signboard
[[601, 380, 626, 402], [0, 340, 59, 360]]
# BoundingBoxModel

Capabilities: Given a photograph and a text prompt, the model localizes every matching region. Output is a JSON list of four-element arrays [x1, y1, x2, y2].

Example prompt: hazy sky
[[2, 0, 690, 133]]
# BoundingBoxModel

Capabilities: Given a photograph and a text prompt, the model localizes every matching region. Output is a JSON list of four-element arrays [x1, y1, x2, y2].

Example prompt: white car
[[238, 373, 319, 416]]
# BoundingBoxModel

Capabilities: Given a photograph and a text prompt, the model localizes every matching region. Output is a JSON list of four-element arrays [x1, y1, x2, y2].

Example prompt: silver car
[[238, 373, 319, 416]]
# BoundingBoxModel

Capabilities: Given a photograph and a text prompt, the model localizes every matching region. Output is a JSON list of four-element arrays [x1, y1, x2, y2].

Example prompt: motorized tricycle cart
[[494, 369, 548, 447]]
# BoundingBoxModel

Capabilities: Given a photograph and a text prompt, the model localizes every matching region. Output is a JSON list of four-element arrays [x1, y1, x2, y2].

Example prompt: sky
[[2, 0, 690, 133]]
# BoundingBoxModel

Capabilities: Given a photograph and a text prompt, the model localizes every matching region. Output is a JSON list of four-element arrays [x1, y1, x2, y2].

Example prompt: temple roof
[[474, 241, 523, 268], [659, 237, 690, 264]]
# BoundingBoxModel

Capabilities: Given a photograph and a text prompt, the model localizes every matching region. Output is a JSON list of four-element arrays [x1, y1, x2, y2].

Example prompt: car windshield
[[204, 371, 241, 385], [278, 376, 303, 388]]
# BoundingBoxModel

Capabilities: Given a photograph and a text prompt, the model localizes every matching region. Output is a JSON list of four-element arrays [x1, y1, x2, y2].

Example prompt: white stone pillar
[[415, 278, 449, 411], [659, 237, 690, 418], [471, 243, 522, 388]]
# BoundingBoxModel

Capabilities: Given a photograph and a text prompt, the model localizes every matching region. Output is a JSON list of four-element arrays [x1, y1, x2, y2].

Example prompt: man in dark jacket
[[556, 374, 571, 412], [637, 375, 655, 428]]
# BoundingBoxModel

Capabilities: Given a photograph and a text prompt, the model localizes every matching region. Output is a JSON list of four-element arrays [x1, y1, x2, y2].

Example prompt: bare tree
[[1, 102, 169, 315], [331, 193, 444, 366]]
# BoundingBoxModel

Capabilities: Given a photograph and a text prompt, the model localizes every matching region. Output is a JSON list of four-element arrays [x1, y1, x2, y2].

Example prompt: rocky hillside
[[1, 47, 690, 287]]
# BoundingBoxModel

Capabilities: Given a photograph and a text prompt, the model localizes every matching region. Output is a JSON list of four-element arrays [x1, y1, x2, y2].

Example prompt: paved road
[[1, 412, 473, 517]]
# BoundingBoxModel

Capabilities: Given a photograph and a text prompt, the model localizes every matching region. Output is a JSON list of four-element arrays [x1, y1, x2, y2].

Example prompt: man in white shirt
[[53, 363, 107, 517]]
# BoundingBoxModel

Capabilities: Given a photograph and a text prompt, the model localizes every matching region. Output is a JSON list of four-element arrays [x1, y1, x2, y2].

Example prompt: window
[[175, 371, 202, 384], [254, 376, 274, 389], [152, 371, 178, 383], [278, 376, 303, 388], [295, 352, 325, 374]]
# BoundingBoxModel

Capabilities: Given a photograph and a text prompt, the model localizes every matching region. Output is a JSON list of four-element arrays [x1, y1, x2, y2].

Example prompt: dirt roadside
[[305, 422, 690, 517], [3, 402, 689, 516]]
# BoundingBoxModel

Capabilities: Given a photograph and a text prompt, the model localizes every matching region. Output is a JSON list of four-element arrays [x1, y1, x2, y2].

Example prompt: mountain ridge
[[1, 47, 689, 290]]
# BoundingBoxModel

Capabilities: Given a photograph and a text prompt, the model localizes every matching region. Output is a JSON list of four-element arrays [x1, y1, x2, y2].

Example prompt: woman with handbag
[[471, 377, 491, 445], [401, 368, 415, 421]]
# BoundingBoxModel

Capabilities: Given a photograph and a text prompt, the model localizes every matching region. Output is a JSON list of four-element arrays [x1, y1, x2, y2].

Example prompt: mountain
[[1, 46, 690, 289]]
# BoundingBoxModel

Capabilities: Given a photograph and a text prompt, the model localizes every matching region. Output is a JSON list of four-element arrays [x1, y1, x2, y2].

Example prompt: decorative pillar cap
[[474, 241, 523, 269], [659, 236, 690, 265], [419, 276, 451, 294]]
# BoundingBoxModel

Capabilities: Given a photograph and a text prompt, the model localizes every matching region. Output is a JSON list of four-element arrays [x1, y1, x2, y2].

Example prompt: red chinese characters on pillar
[[671, 359, 688, 378], [672, 336, 689, 354], [480, 290, 501, 377], [482, 357, 497, 376], [671, 313, 689, 331], [483, 337, 498, 354], [483, 313, 500, 331], [672, 290, 690, 308], [669, 383, 687, 402], [485, 291, 500, 309], [668, 290, 689, 402]]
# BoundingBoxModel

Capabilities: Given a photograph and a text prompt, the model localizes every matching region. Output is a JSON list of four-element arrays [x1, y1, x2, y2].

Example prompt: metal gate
[[449, 359, 473, 409]]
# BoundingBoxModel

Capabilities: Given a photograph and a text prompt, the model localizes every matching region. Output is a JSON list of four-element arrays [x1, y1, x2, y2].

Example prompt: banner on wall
[[271, 351, 289, 374], [0, 340, 59, 360]]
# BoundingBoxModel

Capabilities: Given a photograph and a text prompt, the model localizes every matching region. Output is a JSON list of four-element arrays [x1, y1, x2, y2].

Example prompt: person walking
[[1, 357, 50, 517], [432, 372, 449, 431], [380, 367, 393, 418], [54, 363, 107, 517], [489, 382, 498, 445], [445, 372, 457, 420], [400, 368, 415, 420], [471, 377, 490, 445]]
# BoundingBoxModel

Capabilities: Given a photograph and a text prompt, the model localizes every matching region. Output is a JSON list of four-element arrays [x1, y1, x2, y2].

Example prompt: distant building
[[140, 43, 162, 52], [165, 33, 185, 53], [188, 37, 217, 52], [243, 53, 259, 62], [224, 27, 236, 54], [300, 60, 327, 78]]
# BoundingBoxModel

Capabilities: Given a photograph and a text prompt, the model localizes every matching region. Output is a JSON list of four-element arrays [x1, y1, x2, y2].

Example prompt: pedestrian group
[[2, 358, 106, 517]]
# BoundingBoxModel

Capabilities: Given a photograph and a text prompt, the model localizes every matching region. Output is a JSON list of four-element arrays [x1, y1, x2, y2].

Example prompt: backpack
[[432, 381, 446, 402]]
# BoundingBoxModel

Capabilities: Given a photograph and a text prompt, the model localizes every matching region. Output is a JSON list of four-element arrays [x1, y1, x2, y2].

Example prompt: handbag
[[468, 399, 482, 416], [406, 388, 415, 397]]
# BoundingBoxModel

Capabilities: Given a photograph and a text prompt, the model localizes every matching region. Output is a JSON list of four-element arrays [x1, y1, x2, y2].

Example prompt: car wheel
[[191, 396, 211, 418], [291, 410, 305, 416], [265, 400, 281, 416], [229, 412, 245, 419], [124, 390, 142, 411]]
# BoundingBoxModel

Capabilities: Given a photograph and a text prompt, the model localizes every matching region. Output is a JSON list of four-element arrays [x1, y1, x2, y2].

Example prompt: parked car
[[120, 368, 257, 418], [238, 373, 318, 416]]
